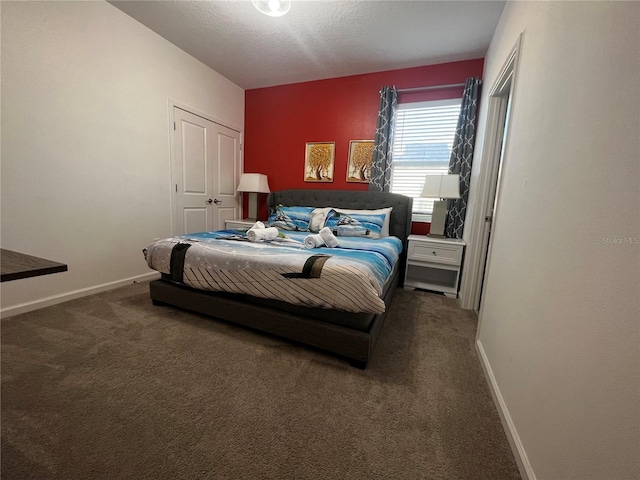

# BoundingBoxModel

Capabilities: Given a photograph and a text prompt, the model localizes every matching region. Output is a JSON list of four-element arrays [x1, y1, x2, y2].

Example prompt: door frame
[[458, 34, 522, 312], [167, 100, 244, 235]]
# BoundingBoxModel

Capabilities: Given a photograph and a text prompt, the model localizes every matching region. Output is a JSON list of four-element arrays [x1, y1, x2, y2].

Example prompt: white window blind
[[390, 98, 462, 219]]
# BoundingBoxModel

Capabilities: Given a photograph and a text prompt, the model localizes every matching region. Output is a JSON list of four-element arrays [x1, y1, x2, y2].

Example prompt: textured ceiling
[[110, 0, 505, 90]]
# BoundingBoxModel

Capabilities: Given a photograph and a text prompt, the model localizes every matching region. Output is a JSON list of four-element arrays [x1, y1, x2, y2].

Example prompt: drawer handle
[[432, 251, 437, 255]]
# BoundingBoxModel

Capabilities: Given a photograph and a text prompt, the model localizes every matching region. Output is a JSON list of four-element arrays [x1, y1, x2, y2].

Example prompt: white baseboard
[[0, 271, 161, 318], [476, 339, 536, 480]]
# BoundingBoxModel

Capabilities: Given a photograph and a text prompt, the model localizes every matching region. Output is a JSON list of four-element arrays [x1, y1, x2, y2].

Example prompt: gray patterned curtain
[[445, 78, 481, 238], [368, 86, 397, 192]]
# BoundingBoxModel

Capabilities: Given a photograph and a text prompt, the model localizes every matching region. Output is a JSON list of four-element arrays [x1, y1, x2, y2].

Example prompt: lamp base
[[247, 192, 259, 221], [428, 200, 447, 237]]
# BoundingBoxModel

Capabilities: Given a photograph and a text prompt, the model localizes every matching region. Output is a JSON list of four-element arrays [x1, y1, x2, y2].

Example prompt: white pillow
[[332, 207, 393, 237], [309, 207, 333, 232]]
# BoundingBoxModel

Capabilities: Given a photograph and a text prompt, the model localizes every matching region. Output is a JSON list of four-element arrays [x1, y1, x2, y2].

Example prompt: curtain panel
[[368, 86, 397, 192], [445, 77, 482, 239]]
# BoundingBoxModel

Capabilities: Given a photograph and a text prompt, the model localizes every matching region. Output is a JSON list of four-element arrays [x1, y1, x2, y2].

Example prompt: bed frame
[[149, 189, 413, 368]]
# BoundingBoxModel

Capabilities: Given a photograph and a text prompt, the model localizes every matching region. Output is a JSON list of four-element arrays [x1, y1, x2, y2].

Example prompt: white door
[[172, 106, 240, 235], [470, 38, 521, 313], [477, 86, 512, 309]]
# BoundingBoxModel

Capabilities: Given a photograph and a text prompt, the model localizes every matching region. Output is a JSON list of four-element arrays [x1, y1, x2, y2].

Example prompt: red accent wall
[[244, 58, 484, 221]]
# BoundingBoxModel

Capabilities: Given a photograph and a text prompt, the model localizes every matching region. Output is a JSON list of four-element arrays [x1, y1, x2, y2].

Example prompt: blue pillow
[[323, 210, 385, 238], [266, 205, 314, 231]]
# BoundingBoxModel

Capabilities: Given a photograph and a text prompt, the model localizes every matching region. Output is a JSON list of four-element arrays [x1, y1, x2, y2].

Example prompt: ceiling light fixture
[[252, 0, 291, 17]]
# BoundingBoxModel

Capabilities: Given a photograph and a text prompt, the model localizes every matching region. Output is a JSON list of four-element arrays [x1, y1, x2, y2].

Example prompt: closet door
[[172, 107, 240, 235]]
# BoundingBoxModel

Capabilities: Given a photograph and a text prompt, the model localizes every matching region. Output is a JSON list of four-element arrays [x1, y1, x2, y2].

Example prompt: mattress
[[144, 229, 403, 314]]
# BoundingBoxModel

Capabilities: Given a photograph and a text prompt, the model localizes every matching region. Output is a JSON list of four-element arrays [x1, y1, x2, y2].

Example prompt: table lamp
[[237, 173, 270, 221], [420, 174, 461, 238]]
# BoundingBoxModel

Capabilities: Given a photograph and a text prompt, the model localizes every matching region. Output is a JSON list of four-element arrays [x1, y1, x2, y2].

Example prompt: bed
[[147, 189, 413, 368]]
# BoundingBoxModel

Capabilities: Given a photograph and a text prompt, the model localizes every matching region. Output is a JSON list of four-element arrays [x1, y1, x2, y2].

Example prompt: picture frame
[[304, 142, 335, 182], [346, 140, 375, 183]]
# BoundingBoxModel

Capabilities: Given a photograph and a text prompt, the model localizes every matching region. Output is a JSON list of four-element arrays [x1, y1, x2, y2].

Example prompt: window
[[390, 98, 461, 221]]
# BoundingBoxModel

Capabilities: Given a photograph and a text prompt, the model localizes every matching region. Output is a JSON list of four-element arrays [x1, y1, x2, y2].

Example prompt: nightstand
[[225, 219, 256, 231], [404, 235, 466, 297]]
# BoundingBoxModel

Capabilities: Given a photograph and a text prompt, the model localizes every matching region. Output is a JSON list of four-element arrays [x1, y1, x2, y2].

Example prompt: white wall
[[473, 2, 639, 479], [1, 1, 244, 314]]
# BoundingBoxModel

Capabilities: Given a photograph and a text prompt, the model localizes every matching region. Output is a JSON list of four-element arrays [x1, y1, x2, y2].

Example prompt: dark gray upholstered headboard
[[267, 189, 413, 246]]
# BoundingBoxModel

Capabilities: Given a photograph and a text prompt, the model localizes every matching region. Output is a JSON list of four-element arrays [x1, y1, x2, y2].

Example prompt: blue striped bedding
[[144, 229, 403, 314]]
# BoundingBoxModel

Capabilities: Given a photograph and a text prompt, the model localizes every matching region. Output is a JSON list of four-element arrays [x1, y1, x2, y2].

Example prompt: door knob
[[213, 198, 222, 205], [206, 198, 213, 204]]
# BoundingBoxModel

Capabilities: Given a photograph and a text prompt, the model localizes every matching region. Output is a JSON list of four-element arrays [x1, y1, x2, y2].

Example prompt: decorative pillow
[[323, 210, 386, 238], [332, 207, 393, 237], [266, 205, 314, 231], [308, 207, 333, 232]]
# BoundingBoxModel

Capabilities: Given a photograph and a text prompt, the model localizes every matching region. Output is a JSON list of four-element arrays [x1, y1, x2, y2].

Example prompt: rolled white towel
[[247, 227, 279, 242], [319, 227, 339, 248], [251, 221, 266, 229], [303, 234, 325, 249]]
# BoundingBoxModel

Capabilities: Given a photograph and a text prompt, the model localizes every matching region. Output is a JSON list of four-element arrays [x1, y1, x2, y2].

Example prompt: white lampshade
[[237, 173, 270, 221], [421, 174, 460, 238], [237, 173, 270, 193], [420, 174, 461, 199]]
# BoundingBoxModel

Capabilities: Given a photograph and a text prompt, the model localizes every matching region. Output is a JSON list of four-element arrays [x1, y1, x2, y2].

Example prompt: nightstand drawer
[[225, 220, 255, 230], [409, 242, 462, 265]]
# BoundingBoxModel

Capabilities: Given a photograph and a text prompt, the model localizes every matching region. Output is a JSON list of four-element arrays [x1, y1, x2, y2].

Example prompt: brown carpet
[[1, 282, 520, 480]]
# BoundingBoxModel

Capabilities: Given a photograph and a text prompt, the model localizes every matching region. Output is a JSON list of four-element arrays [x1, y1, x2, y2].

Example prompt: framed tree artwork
[[347, 140, 374, 183], [304, 142, 335, 182]]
